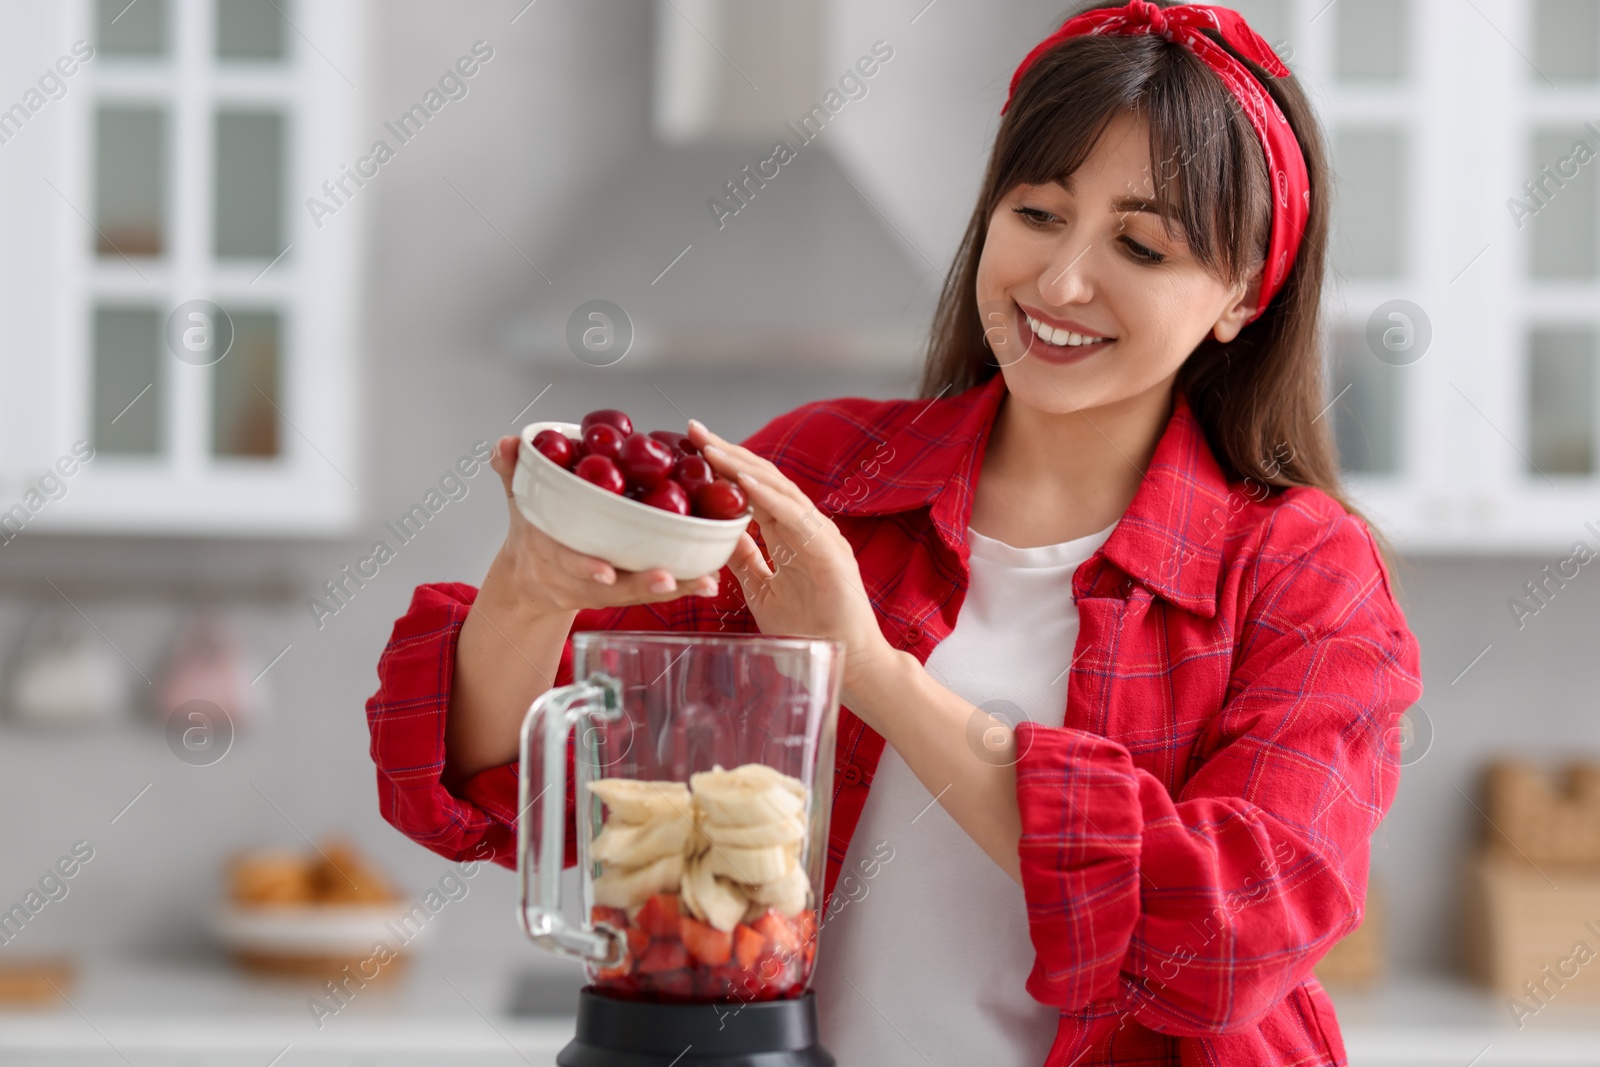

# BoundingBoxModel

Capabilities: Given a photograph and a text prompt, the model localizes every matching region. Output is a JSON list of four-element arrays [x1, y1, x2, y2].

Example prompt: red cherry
[[649, 430, 698, 457], [531, 429, 576, 470], [575, 455, 626, 494], [581, 409, 633, 438], [640, 480, 690, 515], [582, 423, 625, 462], [618, 433, 677, 490], [691, 478, 748, 520], [673, 455, 715, 493]]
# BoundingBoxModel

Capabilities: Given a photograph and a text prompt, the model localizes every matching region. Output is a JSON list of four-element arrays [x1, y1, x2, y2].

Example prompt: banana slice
[[734, 762, 809, 800], [591, 813, 695, 867], [690, 767, 805, 826], [587, 779, 692, 824], [679, 852, 702, 918], [744, 860, 809, 907], [705, 843, 795, 884], [699, 813, 806, 849], [685, 851, 749, 933], [592, 851, 684, 910]]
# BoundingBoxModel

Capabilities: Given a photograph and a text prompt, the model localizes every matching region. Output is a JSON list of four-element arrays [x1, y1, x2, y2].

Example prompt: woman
[[366, 2, 1422, 1063]]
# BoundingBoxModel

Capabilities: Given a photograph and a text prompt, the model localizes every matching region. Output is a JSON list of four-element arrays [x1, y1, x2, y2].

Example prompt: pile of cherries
[[531, 409, 750, 520]]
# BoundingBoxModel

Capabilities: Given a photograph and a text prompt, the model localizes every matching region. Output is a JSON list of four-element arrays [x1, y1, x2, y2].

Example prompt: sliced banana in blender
[[733, 762, 809, 799], [591, 813, 695, 867], [684, 850, 750, 934], [690, 767, 805, 826], [743, 860, 809, 907], [698, 813, 806, 849], [591, 850, 685, 909], [586, 778, 692, 824], [705, 842, 796, 884]]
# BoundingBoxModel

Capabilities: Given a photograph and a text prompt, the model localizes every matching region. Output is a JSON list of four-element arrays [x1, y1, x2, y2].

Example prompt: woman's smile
[[1013, 301, 1114, 365]]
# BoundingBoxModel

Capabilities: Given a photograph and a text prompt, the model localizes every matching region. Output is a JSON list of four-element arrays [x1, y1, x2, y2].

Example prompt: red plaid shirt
[[366, 372, 1422, 1066]]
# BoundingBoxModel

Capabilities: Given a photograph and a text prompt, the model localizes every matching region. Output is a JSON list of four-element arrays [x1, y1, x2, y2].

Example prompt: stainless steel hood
[[503, 0, 937, 373]]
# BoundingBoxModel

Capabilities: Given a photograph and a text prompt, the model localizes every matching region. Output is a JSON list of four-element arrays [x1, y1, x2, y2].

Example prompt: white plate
[[209, 903, 433, 955]]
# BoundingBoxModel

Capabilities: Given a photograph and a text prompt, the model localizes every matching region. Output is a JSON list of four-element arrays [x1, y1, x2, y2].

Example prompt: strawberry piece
[[635, 893, 681, 938], [624, 926, 651, 967], [591, 904, 629, 930], [795, 910, 817, 968], [752, 910, 801, 958], [733, 923, 766, 970], [636, 938, 690, 974], [679, 915, 733, 967]]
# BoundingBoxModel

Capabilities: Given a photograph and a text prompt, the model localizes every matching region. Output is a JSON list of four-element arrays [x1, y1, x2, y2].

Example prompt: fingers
[[725, 467, 830, 552], [686, 421, 795, 493], [728, 530, 774, 584], [523, 523, 721, 607], [491, 435, 519, 498]]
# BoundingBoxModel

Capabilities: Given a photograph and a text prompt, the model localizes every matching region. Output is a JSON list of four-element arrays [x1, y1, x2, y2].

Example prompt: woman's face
[[974, 109, 1260, 415]]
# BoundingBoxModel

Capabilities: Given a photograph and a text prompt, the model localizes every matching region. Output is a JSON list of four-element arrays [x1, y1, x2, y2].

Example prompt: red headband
[[1003, 0, 1309, 322]]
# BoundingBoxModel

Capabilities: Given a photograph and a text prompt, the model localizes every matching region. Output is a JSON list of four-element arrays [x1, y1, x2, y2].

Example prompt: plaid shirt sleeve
[[366, 577, 752, 873], [1012, 509, 1422, 1035], [365, 581, 568, 872]]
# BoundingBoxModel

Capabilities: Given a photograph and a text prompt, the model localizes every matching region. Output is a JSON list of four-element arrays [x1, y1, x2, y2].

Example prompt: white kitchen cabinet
[[0, 0, 363, 537], [1223, 1, 1600, 553]]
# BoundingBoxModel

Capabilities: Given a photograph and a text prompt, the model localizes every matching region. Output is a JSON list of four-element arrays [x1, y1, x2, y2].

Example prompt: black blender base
[[556, 986, 836, 1067]]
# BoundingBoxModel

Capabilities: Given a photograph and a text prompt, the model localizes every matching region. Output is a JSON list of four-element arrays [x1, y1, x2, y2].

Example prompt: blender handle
[[517, 674, 625, 966]]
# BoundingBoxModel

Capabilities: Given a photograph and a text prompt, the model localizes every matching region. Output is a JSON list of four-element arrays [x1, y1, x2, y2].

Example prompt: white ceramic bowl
[[513, 421, 752, 580], [209, 902, 432, 956]]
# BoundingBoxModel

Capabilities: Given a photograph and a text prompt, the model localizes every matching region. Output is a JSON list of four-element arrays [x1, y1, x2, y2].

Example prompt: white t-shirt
[[811, 519, 1118, 1066]]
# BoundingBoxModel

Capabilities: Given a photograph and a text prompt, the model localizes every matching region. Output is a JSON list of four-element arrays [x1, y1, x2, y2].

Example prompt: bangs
[[993, 31, 1272, 285]]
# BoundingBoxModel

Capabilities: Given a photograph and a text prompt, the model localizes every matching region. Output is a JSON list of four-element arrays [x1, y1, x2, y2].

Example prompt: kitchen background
[[0, 0, 1597, 1063]]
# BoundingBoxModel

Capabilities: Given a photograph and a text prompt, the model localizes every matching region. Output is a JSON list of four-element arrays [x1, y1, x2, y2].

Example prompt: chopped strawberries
[[733, 923, 766, 970], [635, 939, 689, 974], [752, 909, 801, 958], [635, 893, 680, 937], [588, 892, 816, 1003], [679, 915, 733, 967]]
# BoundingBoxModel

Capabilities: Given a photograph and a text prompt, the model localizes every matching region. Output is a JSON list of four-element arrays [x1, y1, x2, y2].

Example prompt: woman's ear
[[1212, 266, 1263, 343]]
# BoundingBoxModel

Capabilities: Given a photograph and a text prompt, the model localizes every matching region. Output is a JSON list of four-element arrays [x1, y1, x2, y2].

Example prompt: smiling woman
[[363, 4, 1420, 1067]]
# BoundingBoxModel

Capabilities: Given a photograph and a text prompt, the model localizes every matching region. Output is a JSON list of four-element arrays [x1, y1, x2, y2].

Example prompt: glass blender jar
[[518, 631, 842, 1066]]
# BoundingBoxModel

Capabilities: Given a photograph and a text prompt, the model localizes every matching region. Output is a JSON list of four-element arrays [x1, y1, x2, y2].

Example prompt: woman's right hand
[[484, 434, 721, 615]]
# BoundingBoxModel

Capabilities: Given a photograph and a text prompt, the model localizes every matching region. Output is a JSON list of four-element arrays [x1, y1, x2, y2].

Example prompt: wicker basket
[[1464, 849, 1600, 1000]]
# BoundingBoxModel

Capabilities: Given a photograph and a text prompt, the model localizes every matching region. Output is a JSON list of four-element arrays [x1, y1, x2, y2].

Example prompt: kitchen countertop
[[0, 952, 585, 1065], [7, 958, 1600, 1065]]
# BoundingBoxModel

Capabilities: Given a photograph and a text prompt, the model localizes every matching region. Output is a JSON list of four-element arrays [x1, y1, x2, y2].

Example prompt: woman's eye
[[1012, 206, 1056, 228], [1121, 236, 1165, 264]]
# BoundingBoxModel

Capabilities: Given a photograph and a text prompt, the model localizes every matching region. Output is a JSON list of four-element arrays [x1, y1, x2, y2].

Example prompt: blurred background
[[0, 0, 1598, 1063]]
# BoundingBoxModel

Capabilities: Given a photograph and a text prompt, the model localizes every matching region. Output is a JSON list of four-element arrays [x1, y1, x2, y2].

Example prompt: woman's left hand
[[687, 418, 901, 706]]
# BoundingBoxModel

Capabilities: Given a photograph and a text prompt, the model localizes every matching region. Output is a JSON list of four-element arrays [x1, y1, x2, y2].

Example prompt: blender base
[[556, 986, 836, 1067]]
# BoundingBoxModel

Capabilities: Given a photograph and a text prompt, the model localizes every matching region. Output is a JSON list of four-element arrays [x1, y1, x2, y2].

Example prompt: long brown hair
[[920, 0, 1347, 507]]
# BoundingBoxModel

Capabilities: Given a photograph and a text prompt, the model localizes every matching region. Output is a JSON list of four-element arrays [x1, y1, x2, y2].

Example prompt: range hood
[[503, 0, 937, 373]]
